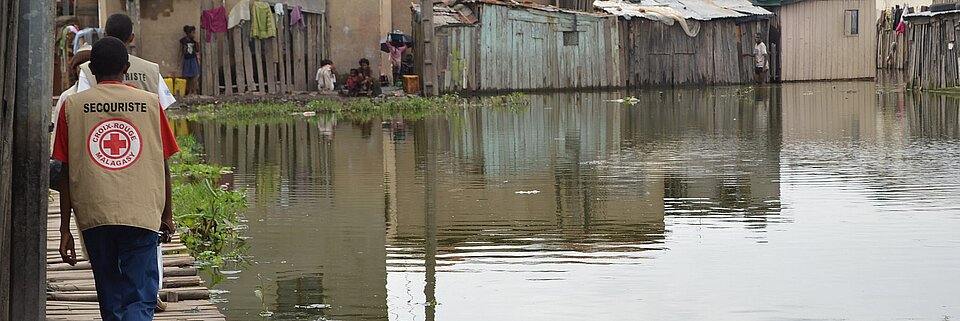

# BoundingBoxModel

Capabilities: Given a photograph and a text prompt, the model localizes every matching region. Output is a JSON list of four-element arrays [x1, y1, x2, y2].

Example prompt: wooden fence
[[199, 2, 328, 95], [905, 14, 960, 89], [622, 18, 769, 87], [877, 14, 908, 70]]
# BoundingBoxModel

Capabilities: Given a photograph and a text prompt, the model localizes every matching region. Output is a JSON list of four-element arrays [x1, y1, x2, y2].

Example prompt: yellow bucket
[[170, 78, 187, 97]]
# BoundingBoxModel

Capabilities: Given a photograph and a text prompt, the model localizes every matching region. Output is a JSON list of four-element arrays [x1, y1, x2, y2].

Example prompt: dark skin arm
[[59, 164, 77, 266], [161, 159, 175, 241]]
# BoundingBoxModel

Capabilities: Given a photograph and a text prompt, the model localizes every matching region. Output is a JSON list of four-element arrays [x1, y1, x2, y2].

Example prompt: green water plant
[[255, 273, 273, 317], [186, 93, 536, 124], [170, 135, 248, 274], [483, 92, 530, 112]]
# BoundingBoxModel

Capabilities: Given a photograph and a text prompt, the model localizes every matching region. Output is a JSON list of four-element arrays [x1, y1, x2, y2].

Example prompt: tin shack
[[755, 0, 877, 81]]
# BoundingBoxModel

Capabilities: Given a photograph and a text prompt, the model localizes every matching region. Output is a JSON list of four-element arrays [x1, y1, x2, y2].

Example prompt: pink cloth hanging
[[290, 6, 306, 30], [201, 6, 228, 42]]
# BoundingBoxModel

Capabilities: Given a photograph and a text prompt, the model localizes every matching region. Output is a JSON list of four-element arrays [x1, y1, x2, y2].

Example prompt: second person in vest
[[77, 13, 177, 109]]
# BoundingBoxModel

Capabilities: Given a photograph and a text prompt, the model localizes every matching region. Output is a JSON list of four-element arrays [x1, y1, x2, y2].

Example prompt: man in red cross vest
[[52, 36, 179, 321]]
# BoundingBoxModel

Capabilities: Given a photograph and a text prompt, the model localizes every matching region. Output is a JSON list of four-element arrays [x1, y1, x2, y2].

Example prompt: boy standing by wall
[[53, 37, 179, 321]]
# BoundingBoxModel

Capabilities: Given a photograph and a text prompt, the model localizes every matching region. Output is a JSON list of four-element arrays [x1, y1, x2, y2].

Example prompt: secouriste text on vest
[[83, 101, 149, 113]]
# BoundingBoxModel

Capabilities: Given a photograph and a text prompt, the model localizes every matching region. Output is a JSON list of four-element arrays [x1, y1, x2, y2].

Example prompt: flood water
[[173, 81, 960, 321]]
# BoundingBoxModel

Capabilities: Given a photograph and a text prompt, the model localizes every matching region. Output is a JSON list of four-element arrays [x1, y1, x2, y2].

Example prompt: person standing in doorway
[[179, 25, 201, 96], [54, 37, 179, 321], [754, 33, 768, 84]]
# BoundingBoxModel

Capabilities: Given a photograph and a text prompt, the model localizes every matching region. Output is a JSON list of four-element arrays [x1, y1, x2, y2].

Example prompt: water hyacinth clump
[[188, 93, 530, 123], [170, 135, 248, 276]]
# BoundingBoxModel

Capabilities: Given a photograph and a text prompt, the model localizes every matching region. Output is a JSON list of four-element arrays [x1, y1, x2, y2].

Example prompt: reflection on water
[[172, 82, 960, 320]]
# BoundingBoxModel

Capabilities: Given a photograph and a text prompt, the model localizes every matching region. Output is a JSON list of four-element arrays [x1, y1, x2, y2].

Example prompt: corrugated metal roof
[[903, 9, 960, 18], [713, 0, 773, 15], [464, 0, 611, 17], [748, 0, 801, 7], [415, 0, 614, 27], [595, 0, 771, 20], [411, 4, 477, 26]]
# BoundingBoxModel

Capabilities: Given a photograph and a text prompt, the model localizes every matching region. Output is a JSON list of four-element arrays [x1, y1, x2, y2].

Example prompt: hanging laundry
[[228, 0, 251, 29], [290, 6, 305, 30], [201, 6, 228, 42], [884, 8, 893, 30], [251, 1, 277, 39], [893, 6, 902, 27], [60, 25, 78, 54], [896, 18, 906, 34], [274, 3, 285, 15]]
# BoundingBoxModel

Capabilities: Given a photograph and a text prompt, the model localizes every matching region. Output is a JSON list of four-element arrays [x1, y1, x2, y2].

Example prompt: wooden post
[[292, 25, 305, 91], [276, 10, 288, 93], [254, 39, 265, 93], [220, 33, 234, 94], [200, 1, 211, 94], [420, 0, 439, 96], [307, 14, 318, 91], [232, 27, 247, 93], [264, 35, 277, 93], [241, 23, 256, 93], [8, 0, 53, 319], [0, 0, 18, 317]]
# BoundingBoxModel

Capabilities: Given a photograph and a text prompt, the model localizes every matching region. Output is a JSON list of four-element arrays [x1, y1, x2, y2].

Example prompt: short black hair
[[105, 13, 133, 42], [89, 37, 128, 78], [183, 25, 196, 34], [321, 59, 333, 66], [359, 58, 370, 65]]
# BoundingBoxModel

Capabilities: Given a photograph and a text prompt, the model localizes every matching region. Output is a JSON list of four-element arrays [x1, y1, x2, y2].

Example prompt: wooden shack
[[902, 9, 960, 89], [413, 0, 624, 93], [757, 0, 877, 81], [595, 0, 773, 87]]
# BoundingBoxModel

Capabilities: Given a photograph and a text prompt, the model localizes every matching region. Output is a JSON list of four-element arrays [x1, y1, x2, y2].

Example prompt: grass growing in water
[[170, 135, 248, 280], [189, 93, 530, 123]]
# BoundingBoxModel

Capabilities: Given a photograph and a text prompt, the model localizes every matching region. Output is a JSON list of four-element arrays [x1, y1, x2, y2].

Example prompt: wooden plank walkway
[[45, 193, 226, 320]]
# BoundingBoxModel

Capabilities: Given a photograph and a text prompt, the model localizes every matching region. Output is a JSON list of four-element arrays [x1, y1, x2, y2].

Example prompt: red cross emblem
[[88, 118, 142, 170], [101, 133, 129, 157]]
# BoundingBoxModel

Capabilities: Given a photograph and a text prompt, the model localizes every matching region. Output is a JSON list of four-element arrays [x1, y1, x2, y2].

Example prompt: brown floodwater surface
[[174, 81, 960, 320]]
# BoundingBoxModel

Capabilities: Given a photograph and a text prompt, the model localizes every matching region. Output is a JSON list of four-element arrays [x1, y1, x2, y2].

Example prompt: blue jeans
[[83, 225, 160, 321]]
